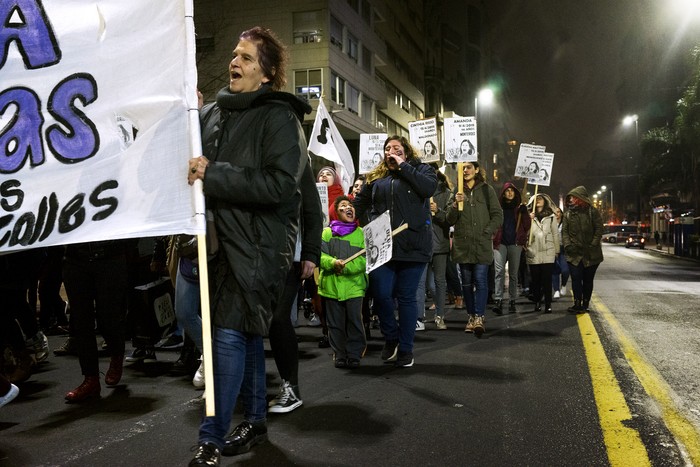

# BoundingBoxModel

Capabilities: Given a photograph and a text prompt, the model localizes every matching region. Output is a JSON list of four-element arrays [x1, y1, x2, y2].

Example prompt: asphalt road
[[1, 244, 699, 466]]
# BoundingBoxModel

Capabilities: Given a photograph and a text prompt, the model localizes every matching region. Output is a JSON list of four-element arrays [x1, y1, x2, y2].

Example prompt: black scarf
[[215, 84, 271, 110]]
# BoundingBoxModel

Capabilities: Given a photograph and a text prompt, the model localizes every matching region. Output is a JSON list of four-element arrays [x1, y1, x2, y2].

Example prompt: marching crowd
[[0, 26, 604, 467]]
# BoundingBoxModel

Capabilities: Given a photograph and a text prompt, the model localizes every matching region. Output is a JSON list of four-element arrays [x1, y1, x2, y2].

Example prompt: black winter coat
[[200, 88, 311, 335], [353, 159, 437, 263]]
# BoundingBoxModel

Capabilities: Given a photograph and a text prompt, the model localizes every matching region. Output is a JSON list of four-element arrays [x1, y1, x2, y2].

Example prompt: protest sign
[[528, 152, 554, 186], [0, 0, 203, 253], [358, 133, 387, 174], [444, 117, 477, 163], [316, 183, 329, 227], [362, 210, 393, 273], [408, 118, 440, 163], [514, 143, 547, 180]]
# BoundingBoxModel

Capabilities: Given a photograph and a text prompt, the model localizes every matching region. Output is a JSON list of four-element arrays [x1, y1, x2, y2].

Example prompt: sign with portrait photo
[[358, 133, 387, 174], [527, 152, 554, 186], [514, 143, 547, 180], [444, 117, 478, 163], [362, 210, 393, 273], [408, 118, 440, 163]]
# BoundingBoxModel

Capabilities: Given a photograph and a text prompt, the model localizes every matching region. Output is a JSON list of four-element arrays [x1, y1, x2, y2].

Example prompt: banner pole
[[458, 163, 464, 211]]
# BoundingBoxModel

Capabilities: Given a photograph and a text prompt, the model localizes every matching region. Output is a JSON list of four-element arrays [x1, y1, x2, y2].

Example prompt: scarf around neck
[[216, 84, 271, 110], [330, 220, 357, 237]]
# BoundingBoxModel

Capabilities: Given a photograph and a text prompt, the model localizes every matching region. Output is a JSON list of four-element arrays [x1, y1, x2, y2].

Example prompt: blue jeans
[[552, 249, 570, 291], [370, 261, 427, 354], [175, 261, 202, 352], [459, 263, 489, 317], [198, 327, 266, 448], [416, 253, 448, 318]]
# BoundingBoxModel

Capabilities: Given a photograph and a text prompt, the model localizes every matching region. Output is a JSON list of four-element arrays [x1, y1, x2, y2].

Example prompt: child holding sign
[[317, 196, 368, 369]]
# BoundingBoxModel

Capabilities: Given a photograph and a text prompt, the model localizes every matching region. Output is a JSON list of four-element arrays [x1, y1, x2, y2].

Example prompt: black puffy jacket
[[200, 87, 311, 335]]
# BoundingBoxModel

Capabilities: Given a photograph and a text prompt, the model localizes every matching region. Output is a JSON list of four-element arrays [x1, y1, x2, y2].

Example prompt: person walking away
[[492, 182, 530, 314], [186, 27, 311, 466], [446, 161, 503, 337], [562, 186, 604, 313], [318, 196, 368, 369], [525, 194, 559, 313], [353, 135, 437, 367]]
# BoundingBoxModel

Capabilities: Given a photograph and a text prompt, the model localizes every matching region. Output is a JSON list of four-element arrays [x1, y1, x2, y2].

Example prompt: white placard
[[514, 143, 547, 180], [358, 133, 387, 174], [316, 183, 329, 227], [408, 118, 440, 163], [444, 117, 478, 163], [363, 210, 393, 273]]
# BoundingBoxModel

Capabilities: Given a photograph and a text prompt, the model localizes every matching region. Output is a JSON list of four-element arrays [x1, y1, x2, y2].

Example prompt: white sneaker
[[415, 320, 425, 331], [553, 290, 561, 299], [308, 313, 321, 327], [192, 360, 205, 388], [26, 331, 49, 363], [560, 286, 567, 295]]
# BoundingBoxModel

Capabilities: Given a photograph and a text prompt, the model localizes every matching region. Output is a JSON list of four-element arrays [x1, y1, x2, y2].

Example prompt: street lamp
[[600, 185, 613, 223], [474, 87, 494, 174], [622, 114, 642, 223]]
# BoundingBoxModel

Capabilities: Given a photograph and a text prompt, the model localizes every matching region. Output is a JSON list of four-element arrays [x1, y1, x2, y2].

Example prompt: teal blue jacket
[[318, 226, 367, 301]]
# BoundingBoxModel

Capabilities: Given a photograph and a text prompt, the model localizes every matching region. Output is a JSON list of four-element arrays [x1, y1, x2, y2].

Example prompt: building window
[[347, 84, 359, 114], [293, 10, 323, 44], [361, 0, 371, 24], [361, 45, 371, 72], [295, 69, 322, 101], [346, 32, 358, 62], [330, 15, 343, 50], [361, 94, 373, 123], [331, 71, 345, 106]]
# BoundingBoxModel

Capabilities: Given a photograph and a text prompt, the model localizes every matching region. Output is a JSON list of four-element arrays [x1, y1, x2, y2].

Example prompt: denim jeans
[[175, 261, 202, 352], [198, 327, 266, 448], [493, 244, 522, 301], [567, 261, 599, 303], [416, 253, 448, 318], [370, 261, 427, 354], [459, 263, 489, 317]]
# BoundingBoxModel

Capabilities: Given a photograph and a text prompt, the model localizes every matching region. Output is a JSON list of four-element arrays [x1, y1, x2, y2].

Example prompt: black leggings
[[268, 263, 301, 386]]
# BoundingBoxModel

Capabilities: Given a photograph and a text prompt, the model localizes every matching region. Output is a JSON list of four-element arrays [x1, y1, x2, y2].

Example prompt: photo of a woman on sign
[[423, 140, 438, 159], [460, 139, 476, 157]]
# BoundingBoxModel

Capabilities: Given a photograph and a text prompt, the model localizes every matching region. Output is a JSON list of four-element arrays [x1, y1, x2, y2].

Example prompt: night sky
[[485, 0, 699, 189]]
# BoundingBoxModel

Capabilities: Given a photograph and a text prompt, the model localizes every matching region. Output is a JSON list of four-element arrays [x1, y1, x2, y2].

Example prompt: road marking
[[592, 295, 700, 465], [576, 308, 651, 466]]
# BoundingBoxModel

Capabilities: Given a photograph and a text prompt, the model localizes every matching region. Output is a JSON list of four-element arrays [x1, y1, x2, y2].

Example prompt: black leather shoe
[[189, 442, 220, 466], [335, 358, 347, 369], [222, 421, 267, 456], [347, 358, 360, 369]]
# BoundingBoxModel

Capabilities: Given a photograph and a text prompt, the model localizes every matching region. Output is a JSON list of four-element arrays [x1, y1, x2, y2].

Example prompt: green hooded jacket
[[562, 186, 604, 267]]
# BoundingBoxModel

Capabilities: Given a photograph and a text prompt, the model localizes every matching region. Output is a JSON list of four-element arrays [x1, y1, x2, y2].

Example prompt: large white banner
[[0, 0, 203, 253]]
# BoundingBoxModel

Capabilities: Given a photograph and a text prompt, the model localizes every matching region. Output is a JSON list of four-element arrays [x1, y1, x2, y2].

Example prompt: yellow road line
[[576, 309, 651, 466], [592, 295, 700, 465]]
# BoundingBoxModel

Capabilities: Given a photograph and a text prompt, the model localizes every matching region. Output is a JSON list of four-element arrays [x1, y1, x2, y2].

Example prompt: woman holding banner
[[446, 161, 503, 337], [353, 135, 437, 368], [186, 27, 311, 466]]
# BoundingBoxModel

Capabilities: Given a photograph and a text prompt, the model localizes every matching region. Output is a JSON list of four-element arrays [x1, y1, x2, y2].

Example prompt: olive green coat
[[562, 186, 604, 267]]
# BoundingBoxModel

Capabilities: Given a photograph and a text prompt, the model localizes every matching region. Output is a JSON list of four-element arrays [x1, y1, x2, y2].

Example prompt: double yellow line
[[577, 296, 700, 466]]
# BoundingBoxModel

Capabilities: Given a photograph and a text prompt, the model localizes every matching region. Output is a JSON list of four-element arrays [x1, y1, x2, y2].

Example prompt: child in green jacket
[[318, 196, 368, 369]]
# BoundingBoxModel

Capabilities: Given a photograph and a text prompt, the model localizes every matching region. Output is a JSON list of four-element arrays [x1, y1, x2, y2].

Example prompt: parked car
[[625, 234, 646, 249]]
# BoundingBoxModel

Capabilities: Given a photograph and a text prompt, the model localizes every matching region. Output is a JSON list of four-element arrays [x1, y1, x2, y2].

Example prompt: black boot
[[568, 300, 582, 313], [544, 302, 552, 314], [493, 299, 503, 315], [508, 300, 516, 313], [534, 302, 541, 312], [582, 300, 590, 312]]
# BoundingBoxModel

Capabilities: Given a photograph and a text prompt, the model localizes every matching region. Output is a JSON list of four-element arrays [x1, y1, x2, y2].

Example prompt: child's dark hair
[[334, 195, 352, 212]]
